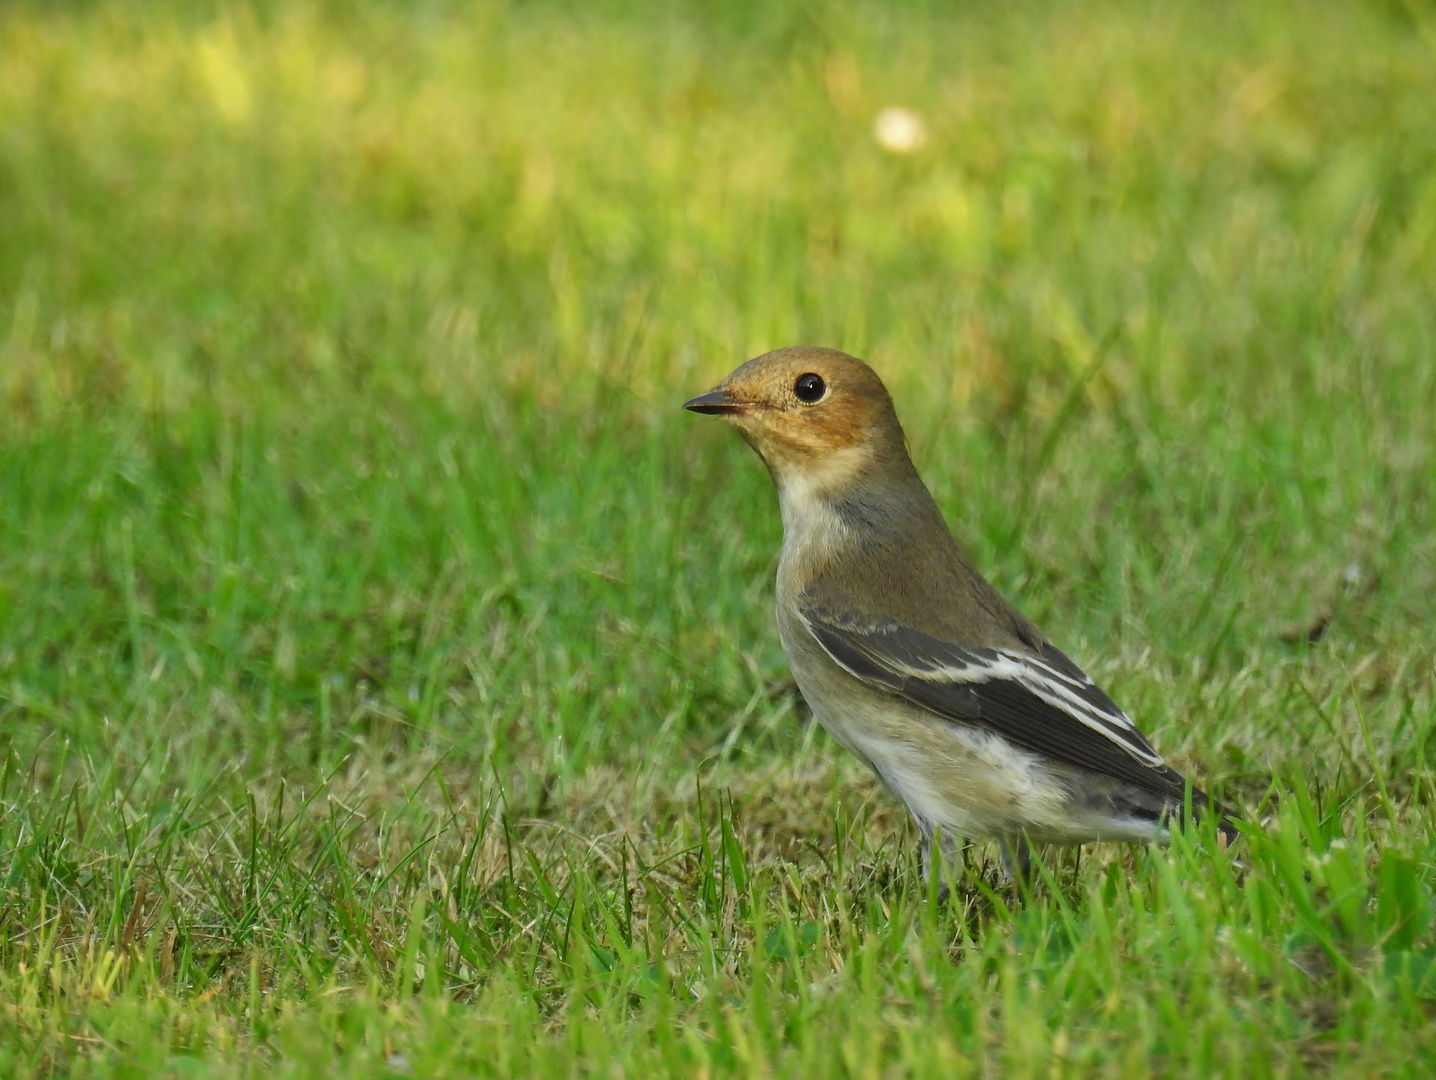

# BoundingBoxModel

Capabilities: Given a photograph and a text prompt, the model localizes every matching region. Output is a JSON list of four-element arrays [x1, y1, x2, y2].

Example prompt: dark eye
[[793, 373, 826, 403]]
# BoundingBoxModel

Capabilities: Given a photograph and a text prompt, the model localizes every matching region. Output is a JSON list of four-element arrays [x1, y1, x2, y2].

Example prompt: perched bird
[[684, 346, 1235, 883]]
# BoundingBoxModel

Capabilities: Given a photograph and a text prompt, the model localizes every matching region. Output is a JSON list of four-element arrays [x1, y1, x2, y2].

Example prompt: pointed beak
[[682, 387, 748, 415]]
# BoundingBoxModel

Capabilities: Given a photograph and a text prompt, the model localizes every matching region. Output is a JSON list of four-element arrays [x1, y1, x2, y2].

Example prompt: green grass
[[3, 0, 1436, 1075]]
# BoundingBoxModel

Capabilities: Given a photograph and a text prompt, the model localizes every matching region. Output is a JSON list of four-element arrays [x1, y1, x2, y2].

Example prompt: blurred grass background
[[2, 0, 1436, 1076]]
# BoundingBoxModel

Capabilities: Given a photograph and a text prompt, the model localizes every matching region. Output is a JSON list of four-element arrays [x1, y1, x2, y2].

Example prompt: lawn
[[2, 0, 1435, 1075]]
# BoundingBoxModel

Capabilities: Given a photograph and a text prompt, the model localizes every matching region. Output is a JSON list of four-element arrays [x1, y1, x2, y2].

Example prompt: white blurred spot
[[874, 107, 927, 153]]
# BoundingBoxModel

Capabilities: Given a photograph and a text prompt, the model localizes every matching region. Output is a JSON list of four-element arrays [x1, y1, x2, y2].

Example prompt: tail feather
[[1183, 783, 1240, 847]]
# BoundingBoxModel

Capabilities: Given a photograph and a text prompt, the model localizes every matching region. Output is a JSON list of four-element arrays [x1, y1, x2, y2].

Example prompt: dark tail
[[1186, 782, 1240, 847]]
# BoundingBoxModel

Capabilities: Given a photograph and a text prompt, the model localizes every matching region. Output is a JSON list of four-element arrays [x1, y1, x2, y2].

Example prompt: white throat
[[772, 443, 868, 569]]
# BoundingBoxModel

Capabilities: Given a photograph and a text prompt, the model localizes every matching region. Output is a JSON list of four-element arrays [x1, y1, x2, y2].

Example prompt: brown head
[[683, 346, 916, 498]]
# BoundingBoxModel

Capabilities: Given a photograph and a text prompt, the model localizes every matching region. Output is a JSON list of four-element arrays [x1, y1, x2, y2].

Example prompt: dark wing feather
[[799, 607, 1193, 803]]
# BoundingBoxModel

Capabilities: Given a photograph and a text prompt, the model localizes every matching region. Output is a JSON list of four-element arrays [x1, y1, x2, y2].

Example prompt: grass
[[2, 0, 1435, 1074]]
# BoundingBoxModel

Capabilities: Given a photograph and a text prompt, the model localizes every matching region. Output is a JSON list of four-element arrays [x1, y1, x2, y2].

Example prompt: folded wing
[[798, 605, 1195, 803]]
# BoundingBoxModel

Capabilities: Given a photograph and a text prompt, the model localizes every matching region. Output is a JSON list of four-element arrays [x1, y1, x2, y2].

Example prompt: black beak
[[682, 387, 747, 415]]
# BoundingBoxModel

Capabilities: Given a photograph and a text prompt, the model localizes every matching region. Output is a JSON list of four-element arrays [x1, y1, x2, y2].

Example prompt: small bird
[[684, 346, 1234, 883]]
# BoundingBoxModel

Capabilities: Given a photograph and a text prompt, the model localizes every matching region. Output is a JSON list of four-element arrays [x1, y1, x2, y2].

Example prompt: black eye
[[793, 373, 826, 403]]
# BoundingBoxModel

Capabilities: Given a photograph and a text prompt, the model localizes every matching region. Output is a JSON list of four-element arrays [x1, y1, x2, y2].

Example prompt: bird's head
[[683, 346, 913, 498]]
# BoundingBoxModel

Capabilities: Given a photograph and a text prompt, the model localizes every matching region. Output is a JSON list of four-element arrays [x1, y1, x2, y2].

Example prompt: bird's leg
[[997, 834, 1033, 891], [919, 825, 964, 904]]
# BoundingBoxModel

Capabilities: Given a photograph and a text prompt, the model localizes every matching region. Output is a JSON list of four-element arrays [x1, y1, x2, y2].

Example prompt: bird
[[683, 345, 1235, 886]]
